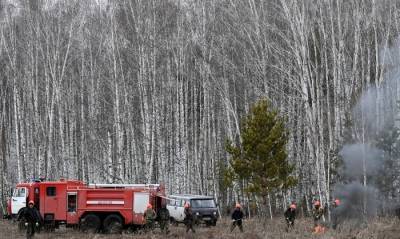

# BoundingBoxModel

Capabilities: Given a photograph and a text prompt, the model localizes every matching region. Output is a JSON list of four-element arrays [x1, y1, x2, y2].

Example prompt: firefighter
[[284, 202, 297, 231], [143, 203, 156, 232], [230, 203, 244, 232], [184, 202, 195, 233], [331, 198, 341, 229], [157, 203, 170, 234], [396, 206, 400, 220], [18, 200, 41, 239], [312, 200, 324, 227]]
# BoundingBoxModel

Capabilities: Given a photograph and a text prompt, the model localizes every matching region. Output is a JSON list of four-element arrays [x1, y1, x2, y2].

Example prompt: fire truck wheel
[[103, 214, 123, 234], [80, 214, 101, 233]]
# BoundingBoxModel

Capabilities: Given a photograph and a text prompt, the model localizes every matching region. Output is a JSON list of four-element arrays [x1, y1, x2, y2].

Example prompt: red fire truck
[[7, 179, 165, 233]]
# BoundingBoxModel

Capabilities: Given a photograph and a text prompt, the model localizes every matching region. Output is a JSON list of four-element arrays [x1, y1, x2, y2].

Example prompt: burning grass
[[0, 217, 399, 239]]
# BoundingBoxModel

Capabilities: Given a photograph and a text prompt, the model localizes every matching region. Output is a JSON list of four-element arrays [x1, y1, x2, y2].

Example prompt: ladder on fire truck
[[88, 183, 161, 190]]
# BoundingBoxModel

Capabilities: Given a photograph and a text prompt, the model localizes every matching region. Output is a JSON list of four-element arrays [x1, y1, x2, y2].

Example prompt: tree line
[[1, 0, 400, 217]]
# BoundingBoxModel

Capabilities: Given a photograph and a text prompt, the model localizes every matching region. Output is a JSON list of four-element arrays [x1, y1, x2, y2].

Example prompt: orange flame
[[313, 225, 326, 234]]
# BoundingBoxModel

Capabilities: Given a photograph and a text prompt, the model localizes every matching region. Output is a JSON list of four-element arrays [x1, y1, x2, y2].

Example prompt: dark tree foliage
[[225, 99, 297, 198], [374, 122, 400, 199]]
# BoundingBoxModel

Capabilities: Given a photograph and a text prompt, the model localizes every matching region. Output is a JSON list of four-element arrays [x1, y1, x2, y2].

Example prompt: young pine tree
[[225, 99, 296, 211]]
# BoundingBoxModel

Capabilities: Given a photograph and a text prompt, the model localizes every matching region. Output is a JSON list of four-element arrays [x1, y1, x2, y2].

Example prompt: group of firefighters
[[142, 202, 196, 234], [18, 198, 341, 237], [284, 198, 342, 232], [143, 201, 246, 234]]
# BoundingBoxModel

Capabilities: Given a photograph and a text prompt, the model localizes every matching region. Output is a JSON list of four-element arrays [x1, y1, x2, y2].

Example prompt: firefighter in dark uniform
[[184, 202, 195, 233], [18, 200, 41, 239], [284, 202, 297, 230], [230, 203, 244, 232], [331, 198, 341, 229], [396, 206, 400, 220], [144, 203, 156, 232], [157, 203, 170, 234], [312, 200, 324, 226]]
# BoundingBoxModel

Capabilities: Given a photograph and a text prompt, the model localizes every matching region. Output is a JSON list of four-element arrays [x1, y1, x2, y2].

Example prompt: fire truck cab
[[8, 179, 165, 233]]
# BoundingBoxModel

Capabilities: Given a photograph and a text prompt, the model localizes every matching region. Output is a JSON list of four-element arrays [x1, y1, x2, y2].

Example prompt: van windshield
[[191, 199, 216, 208]]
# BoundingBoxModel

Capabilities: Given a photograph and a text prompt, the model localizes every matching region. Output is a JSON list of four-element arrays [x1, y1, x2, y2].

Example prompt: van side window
[[46, 187, 56, 196]]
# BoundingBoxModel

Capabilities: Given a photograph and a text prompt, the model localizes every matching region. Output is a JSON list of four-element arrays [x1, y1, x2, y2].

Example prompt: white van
[[167, 194, 219, 226]]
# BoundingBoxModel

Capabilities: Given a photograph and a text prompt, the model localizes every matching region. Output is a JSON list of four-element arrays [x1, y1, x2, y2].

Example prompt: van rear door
[[167, 199, 185, 222]]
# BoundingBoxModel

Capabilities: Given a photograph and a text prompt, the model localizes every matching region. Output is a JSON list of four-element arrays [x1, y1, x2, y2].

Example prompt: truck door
[[133, 192, 149, 214], [11, 187, 27, 215], [34, 187, 40, 211], [132, 192, 150, 224], [66, 192, 78, 224], [43, 184, 66, 221]]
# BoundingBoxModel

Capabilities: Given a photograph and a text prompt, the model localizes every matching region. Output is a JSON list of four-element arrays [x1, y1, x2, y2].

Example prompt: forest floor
[[0, 217, 399, 239]]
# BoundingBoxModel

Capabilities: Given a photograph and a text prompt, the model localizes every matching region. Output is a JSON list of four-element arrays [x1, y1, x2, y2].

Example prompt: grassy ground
[[1, 217, 399, 239]]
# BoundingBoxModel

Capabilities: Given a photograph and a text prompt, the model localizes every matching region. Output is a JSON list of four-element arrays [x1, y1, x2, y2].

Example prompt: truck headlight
[[213, 211, 217, 215], [196, 212, 199, 215]]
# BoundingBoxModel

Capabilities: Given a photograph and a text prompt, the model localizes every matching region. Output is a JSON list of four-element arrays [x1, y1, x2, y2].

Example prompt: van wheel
[[80, 214, 101, 233], [170, 217, 178, 226], [103, 214, 123, 234]]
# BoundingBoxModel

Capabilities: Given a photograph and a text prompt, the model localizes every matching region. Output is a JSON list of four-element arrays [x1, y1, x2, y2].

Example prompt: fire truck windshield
[[13, 188, 27, 197]]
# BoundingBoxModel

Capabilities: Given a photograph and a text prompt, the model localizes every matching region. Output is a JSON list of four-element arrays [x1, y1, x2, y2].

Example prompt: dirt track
[[1, 217, 399, 239]]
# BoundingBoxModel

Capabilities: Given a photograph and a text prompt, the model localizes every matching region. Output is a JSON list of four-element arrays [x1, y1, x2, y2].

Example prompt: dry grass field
[[0, 217, 399, 239]]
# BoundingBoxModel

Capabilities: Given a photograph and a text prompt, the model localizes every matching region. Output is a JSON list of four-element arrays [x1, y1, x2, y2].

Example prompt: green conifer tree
[[225, 99, 296, 203]]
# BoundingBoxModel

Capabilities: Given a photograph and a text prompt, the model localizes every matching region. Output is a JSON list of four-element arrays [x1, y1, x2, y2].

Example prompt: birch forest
[[2, 0, 400, 217]]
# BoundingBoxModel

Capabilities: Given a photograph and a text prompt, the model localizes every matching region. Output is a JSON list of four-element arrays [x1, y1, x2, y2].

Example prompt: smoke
[[334, 146, 382, 220], [339, 144, 382, 180], [333, 182, 378, 219], [333, 38, 400, 220]]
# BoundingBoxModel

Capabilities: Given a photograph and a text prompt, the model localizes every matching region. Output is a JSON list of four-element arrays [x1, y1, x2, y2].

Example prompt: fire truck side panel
[[40, 183, 67, 221], [75, 189, 132, 224]]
